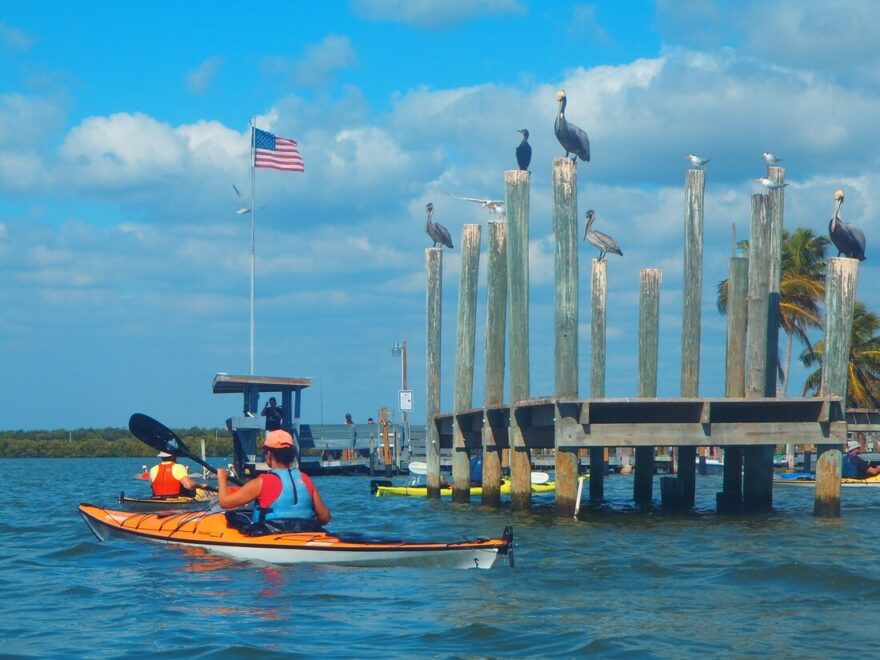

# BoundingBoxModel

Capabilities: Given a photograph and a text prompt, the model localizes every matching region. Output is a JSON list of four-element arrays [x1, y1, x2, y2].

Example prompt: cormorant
[[425, 202, 453, 248], [554, 90, 590, 162], [829, 189, 866, 261], [516, 129, 532, 170], [686, 154, 710, 168], [448, 193, 504, 215], [583, 210, 622, 260]]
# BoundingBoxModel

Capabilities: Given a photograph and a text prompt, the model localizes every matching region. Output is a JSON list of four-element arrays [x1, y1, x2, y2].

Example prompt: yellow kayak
[[372, 478, 560, 497], [774, 473, 880, 487]]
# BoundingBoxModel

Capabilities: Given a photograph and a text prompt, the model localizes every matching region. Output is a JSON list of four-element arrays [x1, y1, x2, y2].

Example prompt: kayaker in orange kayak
[[217, 429, 331, 531], [150, 452, 206, 496]]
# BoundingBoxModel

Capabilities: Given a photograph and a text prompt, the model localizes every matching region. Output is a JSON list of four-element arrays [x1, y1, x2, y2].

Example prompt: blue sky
[[2, 0, 879, 430]]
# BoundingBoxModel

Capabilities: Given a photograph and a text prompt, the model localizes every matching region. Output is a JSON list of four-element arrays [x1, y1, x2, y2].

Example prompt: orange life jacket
[[151, 461, 182, 496]]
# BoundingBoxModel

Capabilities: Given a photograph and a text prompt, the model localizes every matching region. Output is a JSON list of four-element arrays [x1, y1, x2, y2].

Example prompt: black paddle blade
[[129, 413, 191, 457]]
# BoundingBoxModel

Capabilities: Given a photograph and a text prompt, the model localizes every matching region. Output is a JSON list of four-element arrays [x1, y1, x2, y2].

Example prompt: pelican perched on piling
[[829, 189, 866, 261], [583, 210, 622, 260], [554, 90, 590, 162], [516, 129, 532, 170], [425, 202, 453, 249]]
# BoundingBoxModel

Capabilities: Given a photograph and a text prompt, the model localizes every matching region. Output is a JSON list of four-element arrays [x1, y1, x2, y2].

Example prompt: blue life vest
[[254, 468, 316, 522], [842, 453, 866, 479]]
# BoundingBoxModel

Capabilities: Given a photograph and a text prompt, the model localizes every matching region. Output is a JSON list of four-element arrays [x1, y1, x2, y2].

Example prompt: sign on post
[[399, 390, 413, 412]]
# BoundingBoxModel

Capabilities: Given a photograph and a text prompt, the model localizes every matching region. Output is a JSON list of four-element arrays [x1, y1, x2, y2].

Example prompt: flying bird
[[583, 210, 622, 261], [753, 177, 789, 190], [828, 189, 866, 261], [762, 152, 782, 165], [686, 154, 710, 168], [516, 129, 532, 170], [448, 193, 504, 215], [554, 90, 590, 162], [232, 183, 251, 214], [425, 202, 453, 249]]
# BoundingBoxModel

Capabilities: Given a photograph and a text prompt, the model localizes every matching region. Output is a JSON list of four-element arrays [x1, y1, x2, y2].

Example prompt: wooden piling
[[452, 224, 481, 503], [719, 256, 748, 513], [677, 168, 705, 507], [505, 170, 532, 511], [743, 194, 774, 513], [552, 158, 579, 516], [634, 268, 661, 505], [481, 221, 507, 507], [425, 248, 443, 498], [589, 258, 607, 500], [815, 257, 859, 517]]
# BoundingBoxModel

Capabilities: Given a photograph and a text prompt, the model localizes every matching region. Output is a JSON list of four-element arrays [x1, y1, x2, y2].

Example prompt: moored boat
[[79, 503, 513, 569]]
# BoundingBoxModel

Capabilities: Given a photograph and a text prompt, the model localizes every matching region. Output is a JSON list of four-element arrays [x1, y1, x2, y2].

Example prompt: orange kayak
[[79, 503, 513, 569]]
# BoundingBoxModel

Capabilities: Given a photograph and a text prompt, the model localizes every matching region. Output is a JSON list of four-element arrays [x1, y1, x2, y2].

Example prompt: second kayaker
[[217, 429, 331, 532]]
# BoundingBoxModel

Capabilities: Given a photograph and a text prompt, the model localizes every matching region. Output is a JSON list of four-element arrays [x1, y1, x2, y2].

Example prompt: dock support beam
[[635, 268, 661, 505], [506, 170, 532, 511], [743, 194, 774, 513], [815, 257, 859, 517], [452, 225, 481, 502], [675, 168, 705, 508], [481, 220, 507, 507], [425, 248, 443, 498], [589, 258, 607, 500], [552, 158, 580, 516], [718, 255, 748, 513]]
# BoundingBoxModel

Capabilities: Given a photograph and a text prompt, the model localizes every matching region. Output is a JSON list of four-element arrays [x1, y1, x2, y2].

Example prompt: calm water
[[3, 457, 879, 658]]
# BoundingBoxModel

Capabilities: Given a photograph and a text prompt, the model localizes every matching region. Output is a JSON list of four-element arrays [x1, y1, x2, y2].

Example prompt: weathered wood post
[[452, 225, 481, 502], [425, 248, 443, 498], [552, 158, 579, 516], [482, 220, 507, 506], [815, 257, 859, 517], [718, 255, 748, 513], [635, 268, 661, 505], [743, 194, 774, 513], [506, 170, 532, 510], [589, 258, 607, 500], [678, 168, 705, 507]]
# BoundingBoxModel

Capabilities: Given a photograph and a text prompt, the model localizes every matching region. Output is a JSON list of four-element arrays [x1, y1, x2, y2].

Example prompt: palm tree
[[716, 227, 828, 394], [801, 301, 880, 407]]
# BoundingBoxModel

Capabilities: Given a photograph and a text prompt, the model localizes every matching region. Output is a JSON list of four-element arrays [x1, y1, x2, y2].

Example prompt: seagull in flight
[[762, 152, 782, 165], [232, 184, 251, 215], [753, 177, 789, 190], [447, 193, 505, 215], [686, 154, 710, 168]]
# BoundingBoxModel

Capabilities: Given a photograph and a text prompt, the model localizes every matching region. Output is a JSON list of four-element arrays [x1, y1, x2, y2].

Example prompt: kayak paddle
[[128, 412, 244, 486]]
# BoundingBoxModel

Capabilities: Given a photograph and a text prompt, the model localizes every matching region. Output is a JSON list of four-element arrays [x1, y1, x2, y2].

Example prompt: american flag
[[253, 127, 304, 172]]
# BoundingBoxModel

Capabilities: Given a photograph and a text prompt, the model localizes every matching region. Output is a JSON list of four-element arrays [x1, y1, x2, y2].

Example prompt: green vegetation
[[0, 427, 234, 458]]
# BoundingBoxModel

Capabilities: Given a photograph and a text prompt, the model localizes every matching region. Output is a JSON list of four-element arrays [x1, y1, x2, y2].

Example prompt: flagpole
[[249, 120, 256, 376]]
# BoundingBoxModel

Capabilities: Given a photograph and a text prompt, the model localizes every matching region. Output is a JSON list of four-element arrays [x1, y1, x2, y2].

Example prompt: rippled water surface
[[3, 457, 880, 657]]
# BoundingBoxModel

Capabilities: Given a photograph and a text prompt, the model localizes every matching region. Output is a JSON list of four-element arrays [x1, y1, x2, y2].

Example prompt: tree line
[[0, 427, 234, 458]]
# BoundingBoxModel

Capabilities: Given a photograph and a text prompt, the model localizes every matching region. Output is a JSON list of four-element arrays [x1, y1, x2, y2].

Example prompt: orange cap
[[264, 429, 294, 449]]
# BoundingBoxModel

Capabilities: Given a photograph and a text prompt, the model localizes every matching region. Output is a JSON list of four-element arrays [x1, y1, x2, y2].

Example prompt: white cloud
[[0, 21, 34, 51], [351, 0, 525, 27], [295, 35, 357, 88], [185, 57, 223, 94]]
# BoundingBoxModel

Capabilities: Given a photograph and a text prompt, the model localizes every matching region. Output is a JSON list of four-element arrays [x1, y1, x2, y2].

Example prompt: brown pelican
[[448, 193, 504, 215], [425, 202, 453, 248], [583, 210, 622, 260], [686, 154, 710, 168], [762, 152, 782, 165], [753, 177, 789, 190], [829, 189, 866, 261], [554, 90, 590, 162], [516, 129, 531, 170]]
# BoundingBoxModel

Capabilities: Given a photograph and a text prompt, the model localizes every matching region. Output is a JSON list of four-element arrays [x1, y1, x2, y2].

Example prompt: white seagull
[[447, 193, 505, 215], [753, 177, 789, 190], [762, 152, 782, 165], [232, 183, 251, 215], [686, 154, 710, 168]]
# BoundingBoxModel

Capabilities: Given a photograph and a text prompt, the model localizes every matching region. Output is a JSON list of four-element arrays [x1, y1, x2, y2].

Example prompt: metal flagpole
[[249, 120, 256, 375]]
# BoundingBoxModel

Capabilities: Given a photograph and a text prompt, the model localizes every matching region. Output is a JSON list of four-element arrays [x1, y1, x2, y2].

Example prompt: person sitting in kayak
[[842, 441, 880, 479], [217, 429, 331, 532], [150, 452, 205, 497]]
